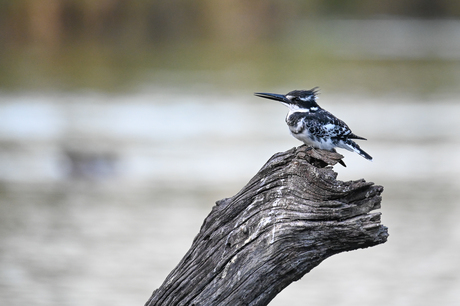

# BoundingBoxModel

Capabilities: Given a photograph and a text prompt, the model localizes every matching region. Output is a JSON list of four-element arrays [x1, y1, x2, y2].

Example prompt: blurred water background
[[1, 1, 460, 305]]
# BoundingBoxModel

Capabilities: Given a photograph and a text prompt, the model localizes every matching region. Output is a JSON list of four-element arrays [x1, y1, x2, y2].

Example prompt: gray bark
[[145, 145, 388, 306]]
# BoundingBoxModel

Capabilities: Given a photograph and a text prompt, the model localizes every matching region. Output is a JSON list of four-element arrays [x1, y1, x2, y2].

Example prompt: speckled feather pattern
[[285, 107, 372, 160]]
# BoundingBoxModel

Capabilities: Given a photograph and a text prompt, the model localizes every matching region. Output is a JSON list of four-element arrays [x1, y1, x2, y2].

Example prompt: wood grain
[[146, 145, 388, 306]]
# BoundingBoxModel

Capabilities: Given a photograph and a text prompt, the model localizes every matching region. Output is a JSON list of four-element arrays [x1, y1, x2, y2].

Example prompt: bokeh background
[[1, 1, 460, 305]]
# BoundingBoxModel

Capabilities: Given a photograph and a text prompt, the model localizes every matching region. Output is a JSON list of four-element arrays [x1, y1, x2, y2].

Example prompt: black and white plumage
[[255, 88, 372, 162]]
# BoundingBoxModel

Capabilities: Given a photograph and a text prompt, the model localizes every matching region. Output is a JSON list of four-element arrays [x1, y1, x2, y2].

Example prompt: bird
[[254, 88, 372, 163]]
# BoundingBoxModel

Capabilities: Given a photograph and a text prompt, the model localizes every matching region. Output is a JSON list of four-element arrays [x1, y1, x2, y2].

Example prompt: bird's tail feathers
[[341, 139, 373, 161], [347, 133, 367, 141]]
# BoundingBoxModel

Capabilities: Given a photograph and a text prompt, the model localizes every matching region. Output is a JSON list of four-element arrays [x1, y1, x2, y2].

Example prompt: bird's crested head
[[254, 87, 320, 111], [285, 88, 319, 109]]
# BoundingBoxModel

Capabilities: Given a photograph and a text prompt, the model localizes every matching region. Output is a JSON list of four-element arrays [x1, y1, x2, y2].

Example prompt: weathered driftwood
[[145, 145, 388, 306]]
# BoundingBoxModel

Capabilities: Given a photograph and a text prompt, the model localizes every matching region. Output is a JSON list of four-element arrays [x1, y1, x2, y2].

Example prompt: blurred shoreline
[[1, 19, 460, 94]]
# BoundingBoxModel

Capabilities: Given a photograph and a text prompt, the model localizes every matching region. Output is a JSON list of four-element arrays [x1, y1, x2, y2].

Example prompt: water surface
[[0, 91, 459, 305]]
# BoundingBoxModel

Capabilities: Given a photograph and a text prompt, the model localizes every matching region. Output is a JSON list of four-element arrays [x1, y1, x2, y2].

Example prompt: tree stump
[[145, 145, 388, 306]]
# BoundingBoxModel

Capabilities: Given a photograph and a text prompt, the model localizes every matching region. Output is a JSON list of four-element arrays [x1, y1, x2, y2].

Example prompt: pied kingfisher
[[255, 88, 372, 162]]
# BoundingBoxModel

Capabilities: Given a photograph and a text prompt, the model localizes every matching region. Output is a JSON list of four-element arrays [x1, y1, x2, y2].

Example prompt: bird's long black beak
[[254, 92, 287, 103]]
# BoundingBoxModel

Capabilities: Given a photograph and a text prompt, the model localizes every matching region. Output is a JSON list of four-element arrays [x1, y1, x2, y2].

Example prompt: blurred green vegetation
[[1, 0, 460, 94]]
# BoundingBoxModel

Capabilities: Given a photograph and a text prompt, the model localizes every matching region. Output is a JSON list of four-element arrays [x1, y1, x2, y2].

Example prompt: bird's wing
[[305, 111, 357, 139]]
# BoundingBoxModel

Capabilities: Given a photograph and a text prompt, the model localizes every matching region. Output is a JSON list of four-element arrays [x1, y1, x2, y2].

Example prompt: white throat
[[283, 103, 311, 115], [283, 103, 310, 113]]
